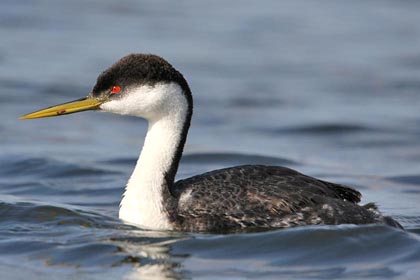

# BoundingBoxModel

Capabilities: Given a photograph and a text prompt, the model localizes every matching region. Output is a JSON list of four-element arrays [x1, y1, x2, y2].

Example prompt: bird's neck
[[119, 97, 191, 230]]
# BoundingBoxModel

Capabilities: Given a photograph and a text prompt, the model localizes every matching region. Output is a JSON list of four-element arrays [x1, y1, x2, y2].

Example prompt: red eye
[[111, 85, 121, 94]]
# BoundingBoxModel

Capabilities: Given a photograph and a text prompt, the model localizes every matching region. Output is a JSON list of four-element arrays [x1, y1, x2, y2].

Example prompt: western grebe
[[20, 54, 402, 232]]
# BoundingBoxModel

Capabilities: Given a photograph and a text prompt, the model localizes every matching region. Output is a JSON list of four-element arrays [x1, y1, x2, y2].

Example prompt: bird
[[20, 54, 403, 233]]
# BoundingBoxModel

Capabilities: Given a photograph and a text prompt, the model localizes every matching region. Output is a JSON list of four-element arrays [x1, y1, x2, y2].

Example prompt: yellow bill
[[20, 97, 104, 120]]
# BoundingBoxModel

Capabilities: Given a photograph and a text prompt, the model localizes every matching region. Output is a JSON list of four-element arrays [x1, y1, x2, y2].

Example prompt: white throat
[[101, 83, 189, 230]]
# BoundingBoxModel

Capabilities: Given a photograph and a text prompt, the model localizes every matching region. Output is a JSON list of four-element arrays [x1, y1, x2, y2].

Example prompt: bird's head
[[20, 54, 192, 121]]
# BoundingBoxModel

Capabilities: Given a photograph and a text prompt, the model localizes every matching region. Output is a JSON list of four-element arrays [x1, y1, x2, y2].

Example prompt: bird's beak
[[20, 97, 105, 120]]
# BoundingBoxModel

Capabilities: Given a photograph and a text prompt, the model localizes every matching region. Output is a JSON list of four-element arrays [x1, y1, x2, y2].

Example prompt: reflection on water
[[113, 232, 186, 280]]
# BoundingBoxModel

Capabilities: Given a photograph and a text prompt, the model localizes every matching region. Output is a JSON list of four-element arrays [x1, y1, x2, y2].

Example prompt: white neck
[[109, 83, 189, 230]]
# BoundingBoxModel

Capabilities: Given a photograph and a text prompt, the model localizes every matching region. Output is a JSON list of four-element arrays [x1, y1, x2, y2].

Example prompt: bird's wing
[[173, 165, 361, 204]]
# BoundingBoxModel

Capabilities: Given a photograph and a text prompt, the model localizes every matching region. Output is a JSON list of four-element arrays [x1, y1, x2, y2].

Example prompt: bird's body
[[171, 165, 397, 232], [21, 54, 402, 232]]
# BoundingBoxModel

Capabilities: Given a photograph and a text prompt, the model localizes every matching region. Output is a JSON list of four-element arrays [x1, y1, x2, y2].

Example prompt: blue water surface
[[1, 1, 420, 279]]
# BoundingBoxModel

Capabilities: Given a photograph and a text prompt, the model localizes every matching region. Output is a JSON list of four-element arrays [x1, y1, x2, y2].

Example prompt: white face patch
[[100, 82, 187, 121]]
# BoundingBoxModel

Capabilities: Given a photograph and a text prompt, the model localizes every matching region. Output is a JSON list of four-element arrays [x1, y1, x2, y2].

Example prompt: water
[[1, 0, 420, 279]]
